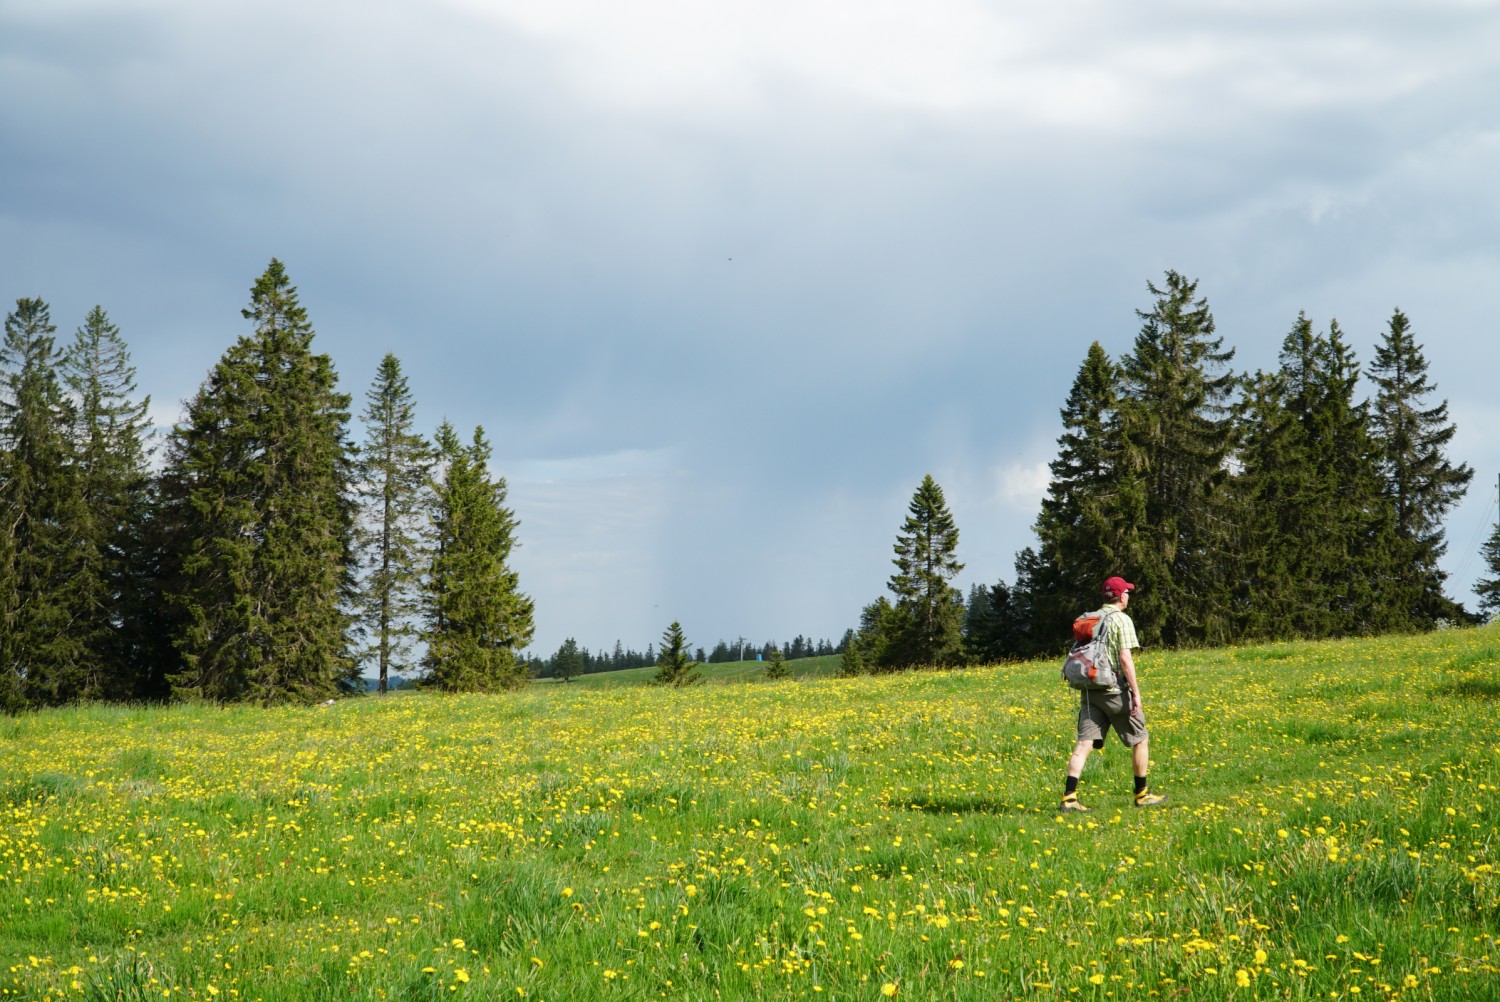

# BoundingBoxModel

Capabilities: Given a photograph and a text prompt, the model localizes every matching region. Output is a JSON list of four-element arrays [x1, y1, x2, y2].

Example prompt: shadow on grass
[[902, 797, 1020, 815], [1435, 677, 1500, 701]]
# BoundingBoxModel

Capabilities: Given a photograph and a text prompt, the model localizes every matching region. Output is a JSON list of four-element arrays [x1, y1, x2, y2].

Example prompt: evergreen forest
[[0, 261, 531, 710], [850, 272, 1487, 673], [2, 265, 1495, 709]]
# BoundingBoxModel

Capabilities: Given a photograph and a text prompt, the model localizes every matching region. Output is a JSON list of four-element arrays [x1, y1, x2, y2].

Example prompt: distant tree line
[[531, 632, 846, 679], [703, 635, 844, 663], [847, 272, 1477, 672], [528, 639, 659, 680], [0, 260, 532, 711]]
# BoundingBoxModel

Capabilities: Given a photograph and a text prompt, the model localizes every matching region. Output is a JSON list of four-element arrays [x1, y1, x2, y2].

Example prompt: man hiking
[[1060, 576, 1166, 812]]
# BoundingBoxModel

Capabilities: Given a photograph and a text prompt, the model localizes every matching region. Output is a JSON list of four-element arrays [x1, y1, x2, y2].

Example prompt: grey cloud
[[4, 0, 1499, 650]]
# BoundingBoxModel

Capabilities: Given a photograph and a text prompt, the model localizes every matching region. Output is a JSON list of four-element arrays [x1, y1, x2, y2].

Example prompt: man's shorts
[[1077, 690, 1148, 747]]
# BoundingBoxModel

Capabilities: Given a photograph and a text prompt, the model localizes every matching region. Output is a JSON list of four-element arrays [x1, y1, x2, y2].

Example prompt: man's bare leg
[[1132, 737, 1149, 778], [1068, 739, 1094, 779], [1061, 740, 1094, 811]]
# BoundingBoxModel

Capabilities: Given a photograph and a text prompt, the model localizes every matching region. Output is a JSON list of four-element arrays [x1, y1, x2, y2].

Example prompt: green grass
[[3, 627, 1498, 1000], [545, 654, 847, 687]]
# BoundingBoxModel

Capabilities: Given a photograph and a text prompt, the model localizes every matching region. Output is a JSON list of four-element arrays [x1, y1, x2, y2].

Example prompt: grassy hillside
[[3, 627, 1498, 1000], [547, 653, 846, 687]]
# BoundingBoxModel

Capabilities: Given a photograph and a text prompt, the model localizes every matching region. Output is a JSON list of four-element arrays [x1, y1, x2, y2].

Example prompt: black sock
[[1134, 775, 1148, 796], [1065, 776, 1079, 796]]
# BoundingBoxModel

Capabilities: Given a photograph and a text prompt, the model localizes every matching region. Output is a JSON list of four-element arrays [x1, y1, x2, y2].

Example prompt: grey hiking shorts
[[1076, 689, 1147, 747]]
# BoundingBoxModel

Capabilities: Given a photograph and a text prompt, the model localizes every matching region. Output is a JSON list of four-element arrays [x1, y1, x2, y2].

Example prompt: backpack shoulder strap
[[1092, 608, 1116, 640]]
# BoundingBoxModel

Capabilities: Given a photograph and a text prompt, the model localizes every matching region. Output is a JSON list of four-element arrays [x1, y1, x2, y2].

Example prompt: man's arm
[[1120, 647, 1143, 719]]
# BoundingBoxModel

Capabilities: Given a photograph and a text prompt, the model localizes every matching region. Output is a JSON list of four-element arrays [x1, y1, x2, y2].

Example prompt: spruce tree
[[423, 422, 534, 691], [60, 306, 154, 699], [1027, 342, 1123, 648], [962, 582, 993, 660], [763, 648, 791, 680], [553, 638, 585, 682], [884, 474, 966, 667], [354, 353, 431, 694], [1231, 369, 1305, 638], [0, 298, 91, 706], [653, 621, 702, 686], [1233, 316, 1396, 639], [1477, 518, 1500, 621], [855, 596, 899, 669], [837, 636, 865, 677], [1369, 309, 1473, 626], [1308, 321, 1403, 634], [1114, 271, 1238, 647], [163, 261, 356, 704]]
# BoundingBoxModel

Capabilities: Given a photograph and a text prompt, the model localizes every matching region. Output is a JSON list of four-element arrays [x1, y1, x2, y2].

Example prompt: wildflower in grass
[[881, 983, 899, 997]]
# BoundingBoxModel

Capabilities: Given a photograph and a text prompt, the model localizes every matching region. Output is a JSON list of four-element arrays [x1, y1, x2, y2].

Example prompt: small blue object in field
[[756, 654, 763, 661]]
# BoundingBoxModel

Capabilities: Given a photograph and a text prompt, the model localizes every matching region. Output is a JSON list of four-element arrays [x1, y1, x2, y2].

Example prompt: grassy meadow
[[3, 626, 1498, 1001]]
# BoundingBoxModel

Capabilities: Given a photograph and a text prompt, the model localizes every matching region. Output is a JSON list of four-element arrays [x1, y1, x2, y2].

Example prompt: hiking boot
[[1059, 795, 1090, 813], [1133, 790, 1168, 808]]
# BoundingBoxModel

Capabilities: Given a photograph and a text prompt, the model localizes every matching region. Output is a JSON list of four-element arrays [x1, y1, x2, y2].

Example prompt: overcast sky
[[4, 0, 1499, 656]]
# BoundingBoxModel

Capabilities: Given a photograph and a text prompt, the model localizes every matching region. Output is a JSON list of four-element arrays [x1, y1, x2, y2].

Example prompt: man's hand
[[1131, 695, 1144, 721]]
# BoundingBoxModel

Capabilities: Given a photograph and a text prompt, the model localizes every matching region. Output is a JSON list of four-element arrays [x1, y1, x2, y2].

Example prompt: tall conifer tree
[[422, 422, 533, 690], [1369, 309, 1473, 625], [1115, 271, 1237, 647], [1477, 517, 1500, 620], [1026, 341, 1123, 647], [884, 474, 965, 667], [60, 306, 154, 699], [653, 621, 702, 686], [163, 260, 356, 704], [354, 354, 431, 694], [0, 298, 91, 706], [1233, 316, 1396, 638], [853, 595, 898, 670], [1232, 369, 1304, 638], [1308, 321, 1403, 634]]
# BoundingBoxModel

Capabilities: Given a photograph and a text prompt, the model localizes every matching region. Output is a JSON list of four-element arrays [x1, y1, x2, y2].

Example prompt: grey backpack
[[1061, 610, 1119, 691]]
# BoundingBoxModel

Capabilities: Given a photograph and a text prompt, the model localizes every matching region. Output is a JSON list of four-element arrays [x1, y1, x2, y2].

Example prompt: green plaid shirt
[[1088, 605, 1139, 695]]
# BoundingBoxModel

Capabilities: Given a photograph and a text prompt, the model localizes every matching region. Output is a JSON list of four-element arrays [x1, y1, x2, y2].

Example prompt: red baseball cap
[[1102, 576, 1136, 599]]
